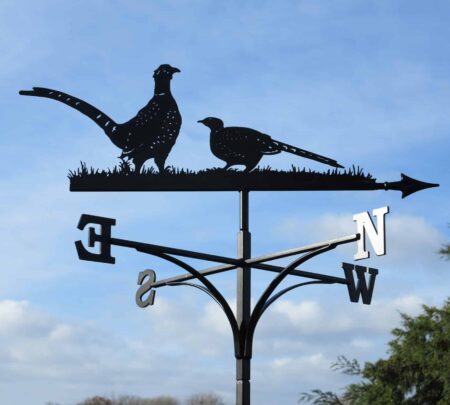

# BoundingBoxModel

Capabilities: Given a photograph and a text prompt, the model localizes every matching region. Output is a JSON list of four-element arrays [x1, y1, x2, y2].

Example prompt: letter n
[[342, 262, 378, 305], [353, 206, 389, 260]]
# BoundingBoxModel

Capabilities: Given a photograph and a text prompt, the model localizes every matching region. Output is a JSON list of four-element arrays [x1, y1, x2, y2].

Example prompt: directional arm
[[147, 234, 359, 288], [112, 236, 240, 265]]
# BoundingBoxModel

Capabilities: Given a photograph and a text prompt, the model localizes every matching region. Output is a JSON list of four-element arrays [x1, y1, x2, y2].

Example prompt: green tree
[[439, 243, 450, 259], [439, 225, 450, 259], [186, 393, 225, 405], [76, 396, 179, 405], [77, 397, 112, 405], [113, 395, 179, 405], [299, 299, 450, 405]]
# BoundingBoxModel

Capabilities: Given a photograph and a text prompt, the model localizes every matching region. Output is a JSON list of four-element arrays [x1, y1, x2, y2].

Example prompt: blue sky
[[0, 1, 449, 404]]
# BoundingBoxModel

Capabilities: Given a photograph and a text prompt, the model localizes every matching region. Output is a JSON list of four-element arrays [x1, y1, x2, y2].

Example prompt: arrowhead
[[398, 173, 439, 198]]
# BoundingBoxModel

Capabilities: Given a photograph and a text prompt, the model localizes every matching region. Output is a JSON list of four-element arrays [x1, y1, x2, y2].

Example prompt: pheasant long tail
[[273, 140, 344, 169], [19, 87, 124, 149]]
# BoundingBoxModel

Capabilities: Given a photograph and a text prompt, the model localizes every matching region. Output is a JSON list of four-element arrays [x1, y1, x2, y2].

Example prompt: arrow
[[70, 168, 439, 195], [383, 173, 439, 198]]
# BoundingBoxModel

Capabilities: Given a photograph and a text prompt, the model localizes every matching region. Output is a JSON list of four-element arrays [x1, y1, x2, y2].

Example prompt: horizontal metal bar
[[151, 260, 347, 288], [151, 263, 237, 288], [251, 262, 347, 284], [150, 234, 357, 288], [70, 173, 438, 196], [111, 233, 358, 277], [247, 233, 360, 265], [110, 237, 240, 265]]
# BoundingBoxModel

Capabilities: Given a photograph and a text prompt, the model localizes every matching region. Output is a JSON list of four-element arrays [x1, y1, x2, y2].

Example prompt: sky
[[0, 1, 449, 404]]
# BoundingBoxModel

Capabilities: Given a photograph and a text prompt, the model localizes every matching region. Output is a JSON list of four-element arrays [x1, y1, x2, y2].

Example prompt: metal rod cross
[[75, 201, 362, 405]]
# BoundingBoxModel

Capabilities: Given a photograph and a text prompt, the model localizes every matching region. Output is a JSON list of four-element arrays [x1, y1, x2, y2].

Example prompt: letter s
[[135, 269, 156, 308]]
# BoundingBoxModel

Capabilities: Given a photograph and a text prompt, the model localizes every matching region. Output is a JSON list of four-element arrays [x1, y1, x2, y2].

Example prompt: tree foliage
[[439, 225, 450, 259], [185, 393, 225, 405], [439, 243, 450, 259], [76, 396, 179, 405], [299, 299, 450, 405], [114, 396, 179, 405], [75, 393, 226, 405], [77, 397, 112, 405]]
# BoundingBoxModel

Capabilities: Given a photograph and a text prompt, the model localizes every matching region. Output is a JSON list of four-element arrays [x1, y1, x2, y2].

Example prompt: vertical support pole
[[236, 190, 251, 405]]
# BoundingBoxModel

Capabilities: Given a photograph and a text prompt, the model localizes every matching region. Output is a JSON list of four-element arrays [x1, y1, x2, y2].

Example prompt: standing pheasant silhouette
[[20, 64, 182, 173], [198, 117, 344, 171]]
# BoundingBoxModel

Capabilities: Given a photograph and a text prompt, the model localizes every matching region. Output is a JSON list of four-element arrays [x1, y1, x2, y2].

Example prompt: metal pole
[[236, 190, 251, 405]]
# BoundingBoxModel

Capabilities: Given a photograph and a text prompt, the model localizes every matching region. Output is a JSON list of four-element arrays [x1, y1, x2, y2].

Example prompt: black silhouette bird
[[198, 117, 344, 171], [19, 64, 182, 173]]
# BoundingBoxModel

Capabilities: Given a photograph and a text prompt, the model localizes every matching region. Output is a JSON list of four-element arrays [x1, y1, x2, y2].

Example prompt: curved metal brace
[[259, 280, 332, 320], [167, 281, 224, 309], [152, 252, 241, 356], [245, 244, 336, 357]]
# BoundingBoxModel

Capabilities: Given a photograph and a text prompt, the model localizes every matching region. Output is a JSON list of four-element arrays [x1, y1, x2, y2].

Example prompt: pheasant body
[[198, 117, 343, 171], [20, 64, 181, 172]]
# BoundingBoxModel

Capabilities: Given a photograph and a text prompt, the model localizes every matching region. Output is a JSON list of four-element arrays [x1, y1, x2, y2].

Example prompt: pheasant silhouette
[[20, 64, 182, 173], [198, 117, 344, 171]]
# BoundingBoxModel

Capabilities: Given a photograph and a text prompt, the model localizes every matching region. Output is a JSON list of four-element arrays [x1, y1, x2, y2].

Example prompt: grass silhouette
[[69, 162, 377, 192]]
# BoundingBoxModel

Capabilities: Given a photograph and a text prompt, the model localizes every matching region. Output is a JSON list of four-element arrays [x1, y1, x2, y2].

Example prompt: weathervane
[[20, 63, 438, 405]]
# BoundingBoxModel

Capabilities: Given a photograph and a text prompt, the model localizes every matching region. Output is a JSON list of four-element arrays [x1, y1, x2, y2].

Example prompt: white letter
[[353, 206, 389, 260], [136, 269, 156, 308]]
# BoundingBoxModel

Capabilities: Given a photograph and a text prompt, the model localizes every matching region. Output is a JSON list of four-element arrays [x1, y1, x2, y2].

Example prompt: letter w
[[342, 262, 378, 305]]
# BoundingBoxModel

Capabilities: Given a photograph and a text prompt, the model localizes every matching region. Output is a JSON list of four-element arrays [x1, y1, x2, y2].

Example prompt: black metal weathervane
[[20, 64, 438, 405]]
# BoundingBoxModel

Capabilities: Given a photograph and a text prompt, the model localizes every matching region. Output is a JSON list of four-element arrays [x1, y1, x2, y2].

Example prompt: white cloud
[[273, 300, 321, 325], [203, 300, 233, 336], [271, 352, 328, 373], [0, 298, 235, 404], [271, 294, 423, 335], [0, 290, 436, 405], [0, 300, 53, 338], [275, 212, 357, 245], [387, 215, 444, 265], [350, 338, 373, 350]]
